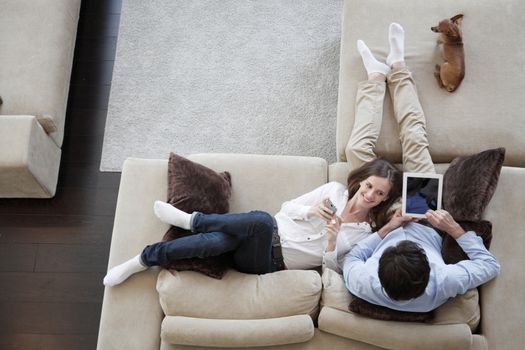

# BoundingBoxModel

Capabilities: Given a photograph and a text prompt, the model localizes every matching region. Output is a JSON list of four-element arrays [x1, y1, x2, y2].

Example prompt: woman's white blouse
[[274, 181, 373, 272]]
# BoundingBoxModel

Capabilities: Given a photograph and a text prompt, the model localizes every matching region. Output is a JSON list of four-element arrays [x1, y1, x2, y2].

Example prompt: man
[[343, 208, 500, 312], [342, 23, 500, 313]]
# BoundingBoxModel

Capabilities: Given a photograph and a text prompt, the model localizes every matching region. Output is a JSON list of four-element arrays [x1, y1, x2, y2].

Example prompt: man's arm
[[426, 210, 500, 296], [346, 232, 382, 262], [342, 233, 382, 294]]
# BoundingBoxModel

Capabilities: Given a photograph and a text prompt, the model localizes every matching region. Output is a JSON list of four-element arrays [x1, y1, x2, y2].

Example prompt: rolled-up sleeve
[[279, 183, 336, 221]]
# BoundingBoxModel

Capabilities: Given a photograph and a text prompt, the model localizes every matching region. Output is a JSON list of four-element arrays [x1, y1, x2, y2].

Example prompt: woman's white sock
[[357, 40, 390, 76], [386, 23, 405, 67], [103, 254, 148, 286], [153, 200, 192, 230]]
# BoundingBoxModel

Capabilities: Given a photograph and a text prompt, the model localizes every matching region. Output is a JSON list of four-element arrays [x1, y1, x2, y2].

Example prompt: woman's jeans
[[141, 211, 275, 274]]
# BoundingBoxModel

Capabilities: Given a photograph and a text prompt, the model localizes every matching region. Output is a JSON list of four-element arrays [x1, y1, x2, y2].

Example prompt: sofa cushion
[[157, 269, 322, 319], [337, 0, 525, 167], [162, 152, 233, 279], [321, 268, 480, 331], [319, 306, 473, 350], [161, 315, 314, 347]]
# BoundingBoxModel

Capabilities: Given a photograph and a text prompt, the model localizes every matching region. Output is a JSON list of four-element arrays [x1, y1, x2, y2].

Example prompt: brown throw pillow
[[441, 147, 505, 263], [161, 152, 233, 279], [442, 148, 505, 221], [349, 296, 434, 322]]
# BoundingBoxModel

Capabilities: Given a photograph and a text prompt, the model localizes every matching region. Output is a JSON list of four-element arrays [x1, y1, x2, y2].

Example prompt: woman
[[103, 23, 430, 286], [103, 159, 401, 286]]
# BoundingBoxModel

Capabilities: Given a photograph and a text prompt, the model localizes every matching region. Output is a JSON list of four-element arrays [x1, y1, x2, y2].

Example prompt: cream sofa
[[98, 155, 524, 350], [0, 0, 81, 197], [99, 0, 525, 348]]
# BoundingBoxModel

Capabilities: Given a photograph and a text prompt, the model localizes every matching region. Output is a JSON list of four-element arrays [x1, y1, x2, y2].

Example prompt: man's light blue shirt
[[342, 222, 500, 312]]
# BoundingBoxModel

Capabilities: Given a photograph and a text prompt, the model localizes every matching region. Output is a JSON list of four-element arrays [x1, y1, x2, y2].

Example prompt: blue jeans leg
[[141, 231, 239, 267], [191, 211, 274, 274]]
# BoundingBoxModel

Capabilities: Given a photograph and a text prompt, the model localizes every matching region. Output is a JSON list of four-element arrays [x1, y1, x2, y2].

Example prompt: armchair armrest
[[0, 115, 61, 197]]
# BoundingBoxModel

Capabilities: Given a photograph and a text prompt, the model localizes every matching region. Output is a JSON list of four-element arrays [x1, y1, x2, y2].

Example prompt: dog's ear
[[451, 14, 464, 25]]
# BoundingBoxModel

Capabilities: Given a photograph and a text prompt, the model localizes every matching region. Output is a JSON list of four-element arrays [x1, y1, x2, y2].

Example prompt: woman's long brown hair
[[346, 158, 402, 230]]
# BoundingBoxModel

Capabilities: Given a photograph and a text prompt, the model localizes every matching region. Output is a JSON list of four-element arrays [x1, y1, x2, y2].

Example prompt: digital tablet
[[402, 172, 443, 218]]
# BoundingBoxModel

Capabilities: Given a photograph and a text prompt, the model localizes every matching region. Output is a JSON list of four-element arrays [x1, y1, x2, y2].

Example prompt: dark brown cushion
[[161, 153, 233, 279], [349, 296, 434, 322], [441, 147, 504, 263], [442, 148, 505, 221]]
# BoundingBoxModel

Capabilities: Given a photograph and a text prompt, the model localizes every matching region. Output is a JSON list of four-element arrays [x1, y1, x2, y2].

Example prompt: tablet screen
[[402, 173, 443, 218]]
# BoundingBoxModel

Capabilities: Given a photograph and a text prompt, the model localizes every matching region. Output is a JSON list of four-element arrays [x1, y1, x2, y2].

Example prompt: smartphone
[[325, 198, 337, 214]]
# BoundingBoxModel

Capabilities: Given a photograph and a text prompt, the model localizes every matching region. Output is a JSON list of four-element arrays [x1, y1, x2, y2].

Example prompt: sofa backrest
[[188, 153, 328, 215], [336, 0, 525, 167]]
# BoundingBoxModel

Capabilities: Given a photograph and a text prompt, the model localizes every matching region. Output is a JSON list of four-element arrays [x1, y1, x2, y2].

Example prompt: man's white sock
[[386, 23, 405, 67], [153, 200, 192, 230], [357, 40, 390, 76], [103, 254, 148, 287]]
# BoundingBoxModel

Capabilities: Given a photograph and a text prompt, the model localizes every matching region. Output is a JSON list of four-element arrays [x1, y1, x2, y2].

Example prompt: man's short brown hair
[[378, 240, 430, 301]]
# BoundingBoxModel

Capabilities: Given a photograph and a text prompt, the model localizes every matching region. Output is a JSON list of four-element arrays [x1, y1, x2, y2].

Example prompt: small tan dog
[[431, 14, 465, 92]]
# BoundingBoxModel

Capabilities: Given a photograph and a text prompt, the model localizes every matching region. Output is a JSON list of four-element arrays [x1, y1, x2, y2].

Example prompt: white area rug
[[101, 0, 342, 171]]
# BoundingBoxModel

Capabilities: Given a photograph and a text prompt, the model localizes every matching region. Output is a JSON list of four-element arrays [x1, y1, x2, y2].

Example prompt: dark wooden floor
[[0, 1, 122, 349]]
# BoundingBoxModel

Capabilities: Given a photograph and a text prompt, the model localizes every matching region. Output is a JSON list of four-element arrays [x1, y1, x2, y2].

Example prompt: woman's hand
[[377, 208, 413, 239], [425, 209, 465, 239], [325, 215, 342, 252], [307, 196, 337, 223]]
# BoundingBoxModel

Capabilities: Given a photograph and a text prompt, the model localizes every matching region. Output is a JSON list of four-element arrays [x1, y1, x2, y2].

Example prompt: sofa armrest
[[319, 306, 473, 350], [97, 269, 164, 350], [480, 166, 525, 350], [161, 315, 314, 348], [97, 158, 171, 350]]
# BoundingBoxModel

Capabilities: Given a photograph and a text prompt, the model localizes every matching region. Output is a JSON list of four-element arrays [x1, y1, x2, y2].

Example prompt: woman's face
[[355, 175, 392, 209]]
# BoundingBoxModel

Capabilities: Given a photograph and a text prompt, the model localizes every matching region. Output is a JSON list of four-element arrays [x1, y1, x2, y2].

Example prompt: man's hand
[[377, 208, 413, 239], [325, 215, 342, 252], [308, 196, 336, 223], [425, 209, 465, 239]]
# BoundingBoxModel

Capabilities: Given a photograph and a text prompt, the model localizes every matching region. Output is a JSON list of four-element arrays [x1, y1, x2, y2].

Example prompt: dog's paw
[[433, 65, 444, 88]]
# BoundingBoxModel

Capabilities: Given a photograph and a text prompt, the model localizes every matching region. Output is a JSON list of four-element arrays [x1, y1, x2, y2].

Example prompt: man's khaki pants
[[345, 68, 435, 173]]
